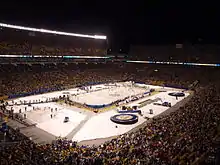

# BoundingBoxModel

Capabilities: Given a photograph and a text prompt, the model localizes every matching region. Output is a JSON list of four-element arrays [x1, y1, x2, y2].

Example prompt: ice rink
[[7, 82, 190, 142], [69, 85, 146, 105]]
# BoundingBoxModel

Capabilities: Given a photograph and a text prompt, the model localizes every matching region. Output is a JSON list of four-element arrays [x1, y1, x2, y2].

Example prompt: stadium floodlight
[[0, 23, 107, 40], [126, 60, 220, 67], [0, 55, 110, 58]]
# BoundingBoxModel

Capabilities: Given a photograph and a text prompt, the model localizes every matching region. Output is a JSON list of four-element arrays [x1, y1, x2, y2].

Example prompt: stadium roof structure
[[0, 23, 107, 40]]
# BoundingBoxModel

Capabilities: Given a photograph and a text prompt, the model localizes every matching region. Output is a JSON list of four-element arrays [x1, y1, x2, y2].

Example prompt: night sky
[[0, 1, 220, 51]]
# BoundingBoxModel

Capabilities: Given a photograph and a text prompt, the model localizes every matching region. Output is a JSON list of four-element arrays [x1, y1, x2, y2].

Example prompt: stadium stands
[[0, 27, 107, 57], [0, 64, 220, 164], [130, 44, 220, 63], [0, 23, 220, 165]]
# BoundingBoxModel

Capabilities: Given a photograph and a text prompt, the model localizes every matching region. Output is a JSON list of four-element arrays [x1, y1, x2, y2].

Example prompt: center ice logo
[[116, 114, 133, 120]]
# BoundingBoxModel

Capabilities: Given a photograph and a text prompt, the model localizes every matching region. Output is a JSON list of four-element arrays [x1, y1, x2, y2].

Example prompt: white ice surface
[[70, 86, 146, 105], [7, 82, 190, 142], [37, 108, 86, 137], [9, 103, 86, 137], [72, 90, 190, 142]]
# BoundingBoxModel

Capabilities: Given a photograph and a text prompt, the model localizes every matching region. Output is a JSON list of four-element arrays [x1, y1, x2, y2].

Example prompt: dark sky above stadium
[[0, 1, 220, 51]]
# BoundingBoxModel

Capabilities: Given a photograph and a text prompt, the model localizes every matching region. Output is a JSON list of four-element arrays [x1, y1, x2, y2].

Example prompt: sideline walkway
[[66, 115, 93, 140], [5, 117, 56, 144]]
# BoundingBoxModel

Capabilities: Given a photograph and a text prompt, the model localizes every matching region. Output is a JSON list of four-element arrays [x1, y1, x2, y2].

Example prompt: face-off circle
[[110, 114, 138, 124], [168, 92, 185, 97]]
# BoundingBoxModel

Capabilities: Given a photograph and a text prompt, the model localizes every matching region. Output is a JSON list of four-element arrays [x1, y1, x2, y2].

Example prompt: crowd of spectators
[[1, 23, 220, 164], [0, 63, 128, 97], [2, 63, 218, 97], [0, 63, 220, 164], [0, 28, 106, 56]]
